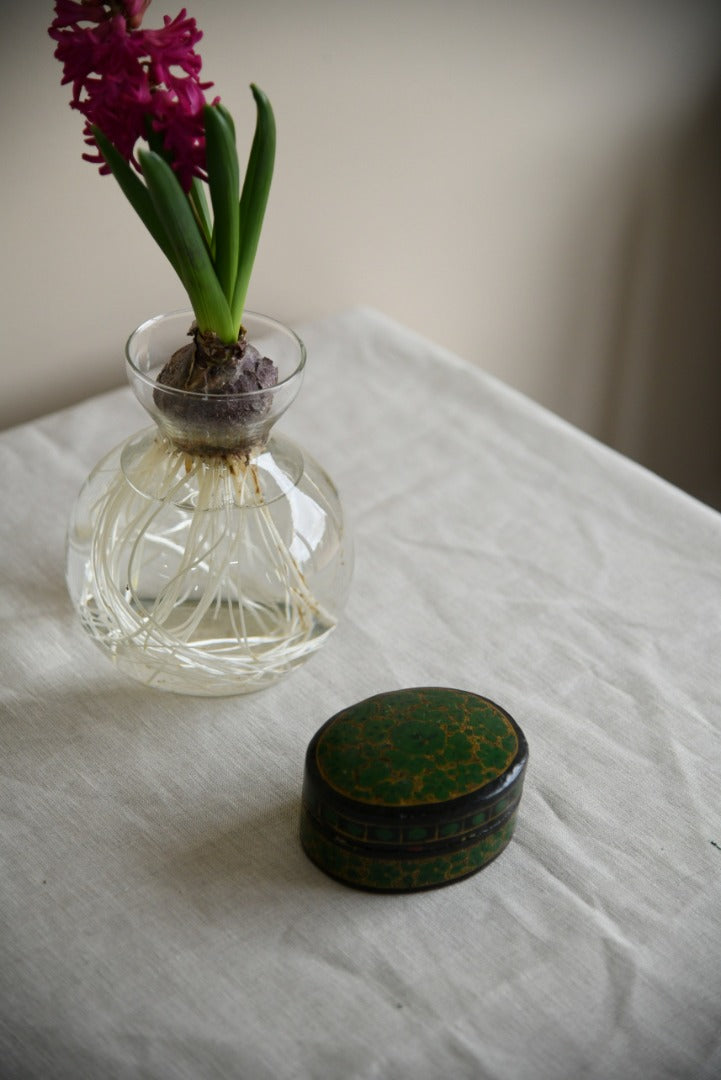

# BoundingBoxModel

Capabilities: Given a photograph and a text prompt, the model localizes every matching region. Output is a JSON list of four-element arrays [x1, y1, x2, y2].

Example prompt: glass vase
[[66, 311, 353, 696]]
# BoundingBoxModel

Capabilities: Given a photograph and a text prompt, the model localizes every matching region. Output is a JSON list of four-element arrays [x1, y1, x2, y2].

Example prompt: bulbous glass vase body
[[66, 311, 353, 696]]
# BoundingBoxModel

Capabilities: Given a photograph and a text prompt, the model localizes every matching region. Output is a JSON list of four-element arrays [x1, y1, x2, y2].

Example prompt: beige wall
[[3, 1, 721, 502]]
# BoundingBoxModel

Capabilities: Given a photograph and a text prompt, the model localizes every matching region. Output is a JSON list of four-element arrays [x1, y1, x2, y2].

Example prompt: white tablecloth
[[1, 308, 720, 1080]]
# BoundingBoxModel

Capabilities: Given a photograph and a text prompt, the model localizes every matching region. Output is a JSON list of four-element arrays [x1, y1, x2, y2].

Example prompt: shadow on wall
[[597, 72, 721, 509]]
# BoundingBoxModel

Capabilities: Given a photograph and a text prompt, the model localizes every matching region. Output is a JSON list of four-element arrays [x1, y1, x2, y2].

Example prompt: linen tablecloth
[[1, 308, 720, 1079]]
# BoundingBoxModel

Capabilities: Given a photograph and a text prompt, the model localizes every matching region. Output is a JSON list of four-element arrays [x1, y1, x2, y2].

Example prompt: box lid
[[300, 687, 528, 892]]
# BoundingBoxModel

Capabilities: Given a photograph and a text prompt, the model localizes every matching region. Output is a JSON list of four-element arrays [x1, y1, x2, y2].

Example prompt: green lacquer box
[[300, 687, 528, 892]]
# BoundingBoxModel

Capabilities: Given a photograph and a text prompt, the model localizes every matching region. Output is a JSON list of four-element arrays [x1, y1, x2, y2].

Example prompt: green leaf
[[92, 126, 180, 275], [216, 103, 236, 142], [138, 148, 236, 341], [231, 84, 276, 328], [142, 119, 213, 258], [188, 177, 213, 248], [204, 104, 240, 306]]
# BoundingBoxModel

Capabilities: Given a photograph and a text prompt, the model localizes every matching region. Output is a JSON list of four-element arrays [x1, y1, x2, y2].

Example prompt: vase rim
[[125, 308, 307, 401]]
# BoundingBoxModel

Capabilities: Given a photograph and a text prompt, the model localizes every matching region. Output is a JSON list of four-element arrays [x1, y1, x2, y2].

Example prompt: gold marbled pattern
[[316, 687, 519, 806]]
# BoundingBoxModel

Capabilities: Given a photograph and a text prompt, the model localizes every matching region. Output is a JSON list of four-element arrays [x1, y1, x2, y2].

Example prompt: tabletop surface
[[1, 307, 720, 1080]]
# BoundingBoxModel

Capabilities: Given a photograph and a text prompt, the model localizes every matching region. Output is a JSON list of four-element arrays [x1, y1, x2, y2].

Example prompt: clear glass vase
[[66, 311, 353, 696]]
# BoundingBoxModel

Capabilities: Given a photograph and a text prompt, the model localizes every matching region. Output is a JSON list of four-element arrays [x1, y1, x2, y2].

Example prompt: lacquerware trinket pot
[[300, 687, 529, 892]]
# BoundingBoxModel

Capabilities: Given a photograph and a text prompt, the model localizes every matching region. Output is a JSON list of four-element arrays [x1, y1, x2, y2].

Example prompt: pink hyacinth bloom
[[143, 12, 204, 85], [49, 0, 214, 191]]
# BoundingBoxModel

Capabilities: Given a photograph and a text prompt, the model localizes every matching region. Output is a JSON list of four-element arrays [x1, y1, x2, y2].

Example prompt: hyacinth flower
[[53, 1, 353, 696], [49, 0, 278, 422], [55, 2, 353, 695]]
